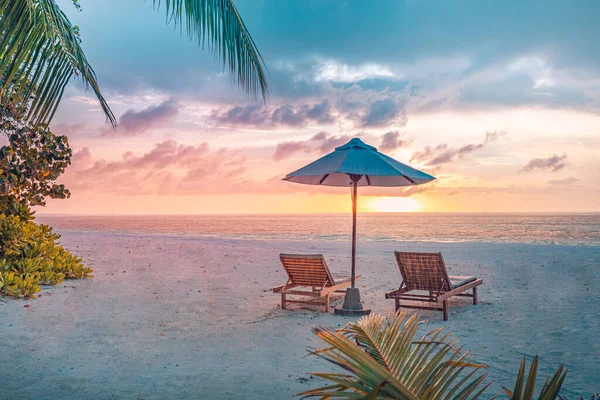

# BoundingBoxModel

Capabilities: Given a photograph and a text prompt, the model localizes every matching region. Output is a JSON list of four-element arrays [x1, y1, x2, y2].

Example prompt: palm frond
[[152, 0, 268, 101], [299, 311, 491, 399], [501, 356, 567, 400], [0, 0, 116, 126]]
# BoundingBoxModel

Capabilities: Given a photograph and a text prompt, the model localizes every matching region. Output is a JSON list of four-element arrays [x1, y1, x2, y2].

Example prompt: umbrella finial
[[335, 137, 377, 151]]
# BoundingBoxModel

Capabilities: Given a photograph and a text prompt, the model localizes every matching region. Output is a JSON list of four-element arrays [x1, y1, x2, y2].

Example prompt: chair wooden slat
[[273, 253, 358, 312], [386, 251, 482, 320], [395, 252, 452, 292]]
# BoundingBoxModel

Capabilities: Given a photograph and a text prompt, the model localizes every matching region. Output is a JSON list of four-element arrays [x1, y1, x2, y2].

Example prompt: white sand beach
[[0, 231, 598, 399]]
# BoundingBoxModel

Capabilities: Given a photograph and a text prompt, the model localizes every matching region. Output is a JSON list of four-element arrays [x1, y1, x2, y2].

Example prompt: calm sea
[[36, 213, 600, 246]]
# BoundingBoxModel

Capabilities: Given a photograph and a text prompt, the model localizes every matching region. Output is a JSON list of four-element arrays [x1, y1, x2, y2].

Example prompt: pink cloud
[[272, 132, 355, 161], [520, 154, 568, 172], [101, 98, 180, 137], [379, 131, 411, 152], [63, 141, 272, 196], [61, 140, 438, 198], [411, 131, 505, 166], [274, 141, 312, 161]]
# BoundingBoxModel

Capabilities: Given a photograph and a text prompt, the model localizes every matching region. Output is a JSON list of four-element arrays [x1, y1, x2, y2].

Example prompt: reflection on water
[[37, 213, 600, 246]]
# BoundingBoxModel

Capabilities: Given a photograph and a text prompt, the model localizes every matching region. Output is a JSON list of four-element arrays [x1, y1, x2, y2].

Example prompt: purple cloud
[[272, 132, 354, 161], [116, 98, 179, 136], [274, 141, 312, 161], [411, 131, 505, 166], [362, 99, 405, 127], [210, 100, 335, 128], [379, 131, 411, 152], [305, 100, 335, 124], [520, 154, 568, 172], [211, 104, 270, 125], [316, 133, 352, 153], [547, 177, 578, 185], [484, 131, 506, 143]]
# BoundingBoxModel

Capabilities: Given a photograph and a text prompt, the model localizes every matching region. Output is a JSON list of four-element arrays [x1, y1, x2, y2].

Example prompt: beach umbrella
[[283, 137, 435, 315]]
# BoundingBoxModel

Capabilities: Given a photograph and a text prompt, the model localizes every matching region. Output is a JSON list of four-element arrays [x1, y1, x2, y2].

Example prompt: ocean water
[[37, 213, 600, 246]]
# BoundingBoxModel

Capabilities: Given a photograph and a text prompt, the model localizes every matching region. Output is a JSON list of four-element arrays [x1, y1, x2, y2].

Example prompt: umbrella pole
[[335, 176, 370, 315], [351, 180, 357, 288]]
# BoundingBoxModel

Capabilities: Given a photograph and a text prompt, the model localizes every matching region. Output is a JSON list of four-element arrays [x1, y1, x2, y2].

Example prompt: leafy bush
[[0, 212, 92, 298], [0, 123, 71, 207], [0, 115, 92, 299]]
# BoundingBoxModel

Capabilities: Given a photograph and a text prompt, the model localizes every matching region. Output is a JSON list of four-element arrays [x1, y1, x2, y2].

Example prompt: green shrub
[[0, 212, 92, 298], [0, 271, 40, 298], [0, 112, 92, 298]]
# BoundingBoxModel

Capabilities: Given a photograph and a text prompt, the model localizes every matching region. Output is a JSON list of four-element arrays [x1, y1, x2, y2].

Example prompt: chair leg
[[473, 287, 478, 305], [395, 297, 400, 312], [443, 300, 448, 321], [281, 293, 287, 309], [324, 294, 330, 313]]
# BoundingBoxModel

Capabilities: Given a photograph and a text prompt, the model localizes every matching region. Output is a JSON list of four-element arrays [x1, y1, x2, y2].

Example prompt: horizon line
[[35, 211, 600, 217]]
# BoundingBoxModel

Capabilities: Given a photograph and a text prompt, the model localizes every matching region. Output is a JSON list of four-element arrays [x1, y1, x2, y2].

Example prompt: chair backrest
[[279, 254, 335, 287], [394, 252, 452, 292]]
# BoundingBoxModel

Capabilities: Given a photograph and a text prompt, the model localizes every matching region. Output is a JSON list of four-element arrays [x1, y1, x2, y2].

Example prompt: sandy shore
[[0, 231, 598, 399]]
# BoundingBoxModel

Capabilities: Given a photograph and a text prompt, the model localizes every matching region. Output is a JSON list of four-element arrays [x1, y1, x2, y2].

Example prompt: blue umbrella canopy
[[282, 138, 435, 313], [283, 138, 435, 187]]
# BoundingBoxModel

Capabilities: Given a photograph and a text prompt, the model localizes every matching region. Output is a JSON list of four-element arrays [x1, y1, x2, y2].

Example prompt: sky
[[35, 0, 600, 214]]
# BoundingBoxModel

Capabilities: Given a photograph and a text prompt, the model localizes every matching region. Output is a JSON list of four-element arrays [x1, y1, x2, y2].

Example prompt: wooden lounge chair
[[385, 252, 482, 320], [273, 254, 357, 312]]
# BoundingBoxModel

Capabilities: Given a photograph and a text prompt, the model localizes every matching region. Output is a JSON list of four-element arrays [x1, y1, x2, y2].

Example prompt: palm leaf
[[501, 356, 567, 400], [299, 311, 490, 399], [1, 0, 267, 128], [0, 0, 116, 126], [151, 0, 268, 101]]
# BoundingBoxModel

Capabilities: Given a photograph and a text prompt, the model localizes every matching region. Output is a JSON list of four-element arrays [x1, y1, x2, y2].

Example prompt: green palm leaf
[[1, 0, 267, 128], [299, 311, 491, 399], [501, 356, 567, 400], [152, 0, 268, 101], [1, 0, 115, 126]]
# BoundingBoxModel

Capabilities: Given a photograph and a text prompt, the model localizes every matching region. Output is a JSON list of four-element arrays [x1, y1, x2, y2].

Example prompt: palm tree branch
[[303, 312, 491, 400], [0, 0, 116, 126], [311, 326, 420, 400], [428, 353, 477, 400], [151, 0, 268, 101]]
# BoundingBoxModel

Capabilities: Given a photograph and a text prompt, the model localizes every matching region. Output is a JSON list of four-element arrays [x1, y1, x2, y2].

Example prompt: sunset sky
[[35, 0, 600, 214]]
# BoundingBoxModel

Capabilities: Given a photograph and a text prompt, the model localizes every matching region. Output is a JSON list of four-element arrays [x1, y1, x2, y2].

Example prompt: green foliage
[[0, 270, 41, 298], [0, 112, 91, 299], [300, 311, 491, 399], [0, 0, 116, 127], [0, 0, 266, 128], [502, 356, 567, 400], [300, 311, 567, 400], [0, 212, 92, 298], [0, 123, 71, 207], [151, 0, 268, 101]]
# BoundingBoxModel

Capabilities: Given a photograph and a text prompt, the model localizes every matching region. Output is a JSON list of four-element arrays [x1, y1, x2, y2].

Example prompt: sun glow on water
[[364, 197, 423, 213]]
